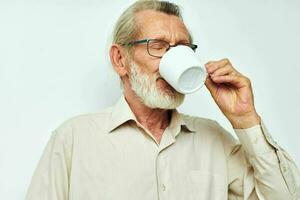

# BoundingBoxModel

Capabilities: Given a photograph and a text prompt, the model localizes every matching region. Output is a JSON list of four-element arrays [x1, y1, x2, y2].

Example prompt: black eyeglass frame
[[121, 38, 198, 58]]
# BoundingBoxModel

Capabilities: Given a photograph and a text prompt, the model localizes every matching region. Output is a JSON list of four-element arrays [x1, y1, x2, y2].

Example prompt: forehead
[[134, 10, 190, 41]]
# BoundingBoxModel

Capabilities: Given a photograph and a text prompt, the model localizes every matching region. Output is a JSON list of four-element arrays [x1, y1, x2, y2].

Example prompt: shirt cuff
[[234, 122, 274, 156]]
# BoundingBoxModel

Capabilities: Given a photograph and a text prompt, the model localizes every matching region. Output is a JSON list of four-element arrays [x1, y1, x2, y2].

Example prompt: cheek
[[133, 51, 161, 73], [144, 58, 161, 73]]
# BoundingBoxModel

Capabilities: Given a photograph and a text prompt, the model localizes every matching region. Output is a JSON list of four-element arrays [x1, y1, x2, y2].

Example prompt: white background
[[0, 0, 299, 199]]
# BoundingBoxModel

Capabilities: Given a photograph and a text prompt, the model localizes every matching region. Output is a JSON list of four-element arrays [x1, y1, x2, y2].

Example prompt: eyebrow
[[150, 34, 190, 44]]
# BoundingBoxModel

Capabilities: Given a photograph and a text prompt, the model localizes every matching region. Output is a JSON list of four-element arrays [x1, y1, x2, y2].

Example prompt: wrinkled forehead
[[134, 10, 191, 43]]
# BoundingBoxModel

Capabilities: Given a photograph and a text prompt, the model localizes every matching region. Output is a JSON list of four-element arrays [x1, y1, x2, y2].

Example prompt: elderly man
[[26, 0, 300, 200]]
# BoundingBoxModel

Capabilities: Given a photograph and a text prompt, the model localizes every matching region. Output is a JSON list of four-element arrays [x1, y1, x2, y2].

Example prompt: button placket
[[156, 150, 170, 200]]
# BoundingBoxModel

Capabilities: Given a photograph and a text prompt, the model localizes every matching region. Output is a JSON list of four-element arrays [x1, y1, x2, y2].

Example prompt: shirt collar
[[107, 95, 195, 134], [107, 95, 137, 133], [169, 109, 196, 136]]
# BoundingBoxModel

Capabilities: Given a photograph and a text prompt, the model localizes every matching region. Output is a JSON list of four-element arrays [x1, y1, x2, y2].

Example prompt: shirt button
[[162, 184, 166, 191]]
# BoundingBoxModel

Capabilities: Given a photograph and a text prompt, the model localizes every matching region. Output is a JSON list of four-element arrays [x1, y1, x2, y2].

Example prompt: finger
[[205, 58, 231, 74], [210, 74, 245, 88], [210, 64, 234, 77], [205, 76, 218, 95]]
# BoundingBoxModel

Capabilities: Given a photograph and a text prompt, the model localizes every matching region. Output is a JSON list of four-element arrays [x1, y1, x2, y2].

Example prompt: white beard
[[129, 61, 185, 109]]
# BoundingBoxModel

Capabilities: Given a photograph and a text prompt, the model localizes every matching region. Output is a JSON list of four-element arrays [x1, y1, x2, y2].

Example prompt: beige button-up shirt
[[26, 96, 300, 200]]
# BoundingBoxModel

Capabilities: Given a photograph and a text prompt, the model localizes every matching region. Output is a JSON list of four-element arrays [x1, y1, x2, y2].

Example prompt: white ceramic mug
[[159, 45, 207, 94]]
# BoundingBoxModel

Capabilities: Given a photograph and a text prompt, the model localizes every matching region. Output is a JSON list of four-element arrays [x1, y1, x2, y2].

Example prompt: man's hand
[[204, 58, 261, 129]]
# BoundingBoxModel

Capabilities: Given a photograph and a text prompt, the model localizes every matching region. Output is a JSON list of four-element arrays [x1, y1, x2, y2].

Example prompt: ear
[[109, 44, 129, 77]]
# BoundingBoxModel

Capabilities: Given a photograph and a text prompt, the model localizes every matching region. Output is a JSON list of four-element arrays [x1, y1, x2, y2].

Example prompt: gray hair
[[112, 0, 193, 57]]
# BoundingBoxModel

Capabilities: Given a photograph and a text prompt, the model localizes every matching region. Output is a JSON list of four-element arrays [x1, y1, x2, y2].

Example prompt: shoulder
[[180, 113, 222, 134], [180, 113, 240, 153], [53, 106, 114, 139]]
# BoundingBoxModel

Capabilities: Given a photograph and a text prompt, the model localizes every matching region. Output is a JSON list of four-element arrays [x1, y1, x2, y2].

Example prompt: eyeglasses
[[121, 38, 198, 58]]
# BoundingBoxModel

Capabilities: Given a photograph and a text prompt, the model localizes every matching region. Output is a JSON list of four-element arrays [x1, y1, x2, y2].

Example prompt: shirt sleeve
[[26, 121, 73, 200], [227, 120, 300, 199]]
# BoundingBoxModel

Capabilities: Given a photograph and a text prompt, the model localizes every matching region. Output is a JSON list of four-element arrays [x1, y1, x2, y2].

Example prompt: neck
[[123, 81, 170, 142]]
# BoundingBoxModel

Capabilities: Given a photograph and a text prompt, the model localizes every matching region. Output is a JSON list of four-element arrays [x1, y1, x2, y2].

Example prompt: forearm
[[234, 122, 300, 199]]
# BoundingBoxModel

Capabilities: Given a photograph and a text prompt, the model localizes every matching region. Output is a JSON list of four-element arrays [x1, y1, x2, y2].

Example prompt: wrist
[[229, 112, 261, 129]]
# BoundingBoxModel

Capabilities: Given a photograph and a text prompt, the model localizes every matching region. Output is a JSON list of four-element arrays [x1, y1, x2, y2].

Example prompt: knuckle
[[223, 58, 230, 63], [245, 77, 251, 84], [226, 64, 232, 69]]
